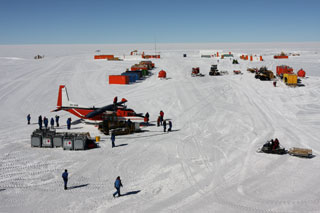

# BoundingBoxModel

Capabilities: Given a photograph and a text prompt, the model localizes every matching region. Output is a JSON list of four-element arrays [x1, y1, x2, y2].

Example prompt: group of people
[[156, 110, 172, 132], [270, 138, 280, 150], [36, 115, 60, 130], [62, 169, 123, 197], [28, 114, 75, 130]]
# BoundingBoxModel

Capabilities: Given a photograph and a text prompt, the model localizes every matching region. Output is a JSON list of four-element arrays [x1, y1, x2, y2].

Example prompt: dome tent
[[158, 70, 166, 78], [297, 69, 306, 77]]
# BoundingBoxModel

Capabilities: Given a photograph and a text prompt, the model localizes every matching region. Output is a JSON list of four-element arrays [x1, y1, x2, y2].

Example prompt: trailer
[[288, 147, 313, 158]]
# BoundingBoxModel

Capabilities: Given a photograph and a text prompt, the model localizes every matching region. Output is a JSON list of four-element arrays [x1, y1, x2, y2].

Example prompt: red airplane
[[52, 85, 144, 122]]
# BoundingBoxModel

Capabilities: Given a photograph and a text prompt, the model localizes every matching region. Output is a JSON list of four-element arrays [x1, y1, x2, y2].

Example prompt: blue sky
[[0, 0, 319, 44]]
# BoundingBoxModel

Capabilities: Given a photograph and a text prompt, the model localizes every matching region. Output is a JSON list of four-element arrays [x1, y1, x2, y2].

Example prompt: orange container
[[274, 55, 288, 59], [250, 55, 253, 61], [94, 55, 114, 60], [260, 56, 263, 61], [109, 75, 129, 85]]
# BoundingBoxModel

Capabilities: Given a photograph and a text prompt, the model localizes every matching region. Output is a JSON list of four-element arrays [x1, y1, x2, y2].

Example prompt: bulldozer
[[255, 66, 275, 81]]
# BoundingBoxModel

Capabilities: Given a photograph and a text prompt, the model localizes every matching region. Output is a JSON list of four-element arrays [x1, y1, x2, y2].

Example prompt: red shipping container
[[109, 75, 129, 85], [94, 55, 114, 60], [274, 55, 288, 59]]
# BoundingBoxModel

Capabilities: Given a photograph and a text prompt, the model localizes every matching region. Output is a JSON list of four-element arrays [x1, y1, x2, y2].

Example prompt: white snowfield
[[0, 43, 320, 213]]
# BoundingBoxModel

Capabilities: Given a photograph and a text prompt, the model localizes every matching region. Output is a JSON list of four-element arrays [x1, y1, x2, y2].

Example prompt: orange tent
[[158, 70, 166, 78], [297, 69, 306, 77]]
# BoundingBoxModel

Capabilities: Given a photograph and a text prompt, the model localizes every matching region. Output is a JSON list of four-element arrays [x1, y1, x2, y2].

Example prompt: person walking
[[62, 169, 68, 190], [163, 120, 167, 132], [43, 117, 48, 129], [168, 120, 172, 132], [27, 114, 31, 125], [50, 118, 54, 129], [67, 118, 71, 130], [111, 132, 116, 148], [38, 115, 42, 130], [55, 115, 60, 127], [113, 176, 123, 198]]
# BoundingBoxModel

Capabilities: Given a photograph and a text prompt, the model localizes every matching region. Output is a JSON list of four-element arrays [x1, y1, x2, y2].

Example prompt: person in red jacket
[[159, 110, 164, 125], [273, 138, 279, 150]]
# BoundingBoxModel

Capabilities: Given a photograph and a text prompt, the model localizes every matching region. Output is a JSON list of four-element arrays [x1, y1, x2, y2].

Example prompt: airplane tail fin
[[52, 85, 71, 112]]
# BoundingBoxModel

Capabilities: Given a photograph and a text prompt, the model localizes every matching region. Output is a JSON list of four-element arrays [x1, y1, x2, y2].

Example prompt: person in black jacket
[[38, 115, 42, 130], [163, 120, 167, 132], [168, 121, 172, 132]]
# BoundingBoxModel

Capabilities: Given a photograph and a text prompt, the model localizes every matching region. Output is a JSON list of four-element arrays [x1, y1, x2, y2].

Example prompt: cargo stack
[[31, 130, 96, 151]]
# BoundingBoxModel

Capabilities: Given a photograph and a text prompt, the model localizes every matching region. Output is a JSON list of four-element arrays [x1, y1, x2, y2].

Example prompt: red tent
[[158, 70, 166, 78], [297, 69, 306, 77]]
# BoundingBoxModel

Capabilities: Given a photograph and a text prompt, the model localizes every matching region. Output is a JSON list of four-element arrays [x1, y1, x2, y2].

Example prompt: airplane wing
[[85, 98, 128, 119]]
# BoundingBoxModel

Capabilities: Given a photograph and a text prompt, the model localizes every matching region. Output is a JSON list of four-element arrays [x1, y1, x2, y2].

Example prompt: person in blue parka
[[50, 118, 54, 129], [111, 132, 116, 148], [27, 114, 31, 125], [67, 118, 71, 130], [62, 169, 68, 190], [43, 117, 48, 129], [55, 115, 60, 127], [113, 176, 123, 198]]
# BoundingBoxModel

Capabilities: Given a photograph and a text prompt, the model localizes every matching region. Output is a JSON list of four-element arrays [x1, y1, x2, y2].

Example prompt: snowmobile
[[257, 140, 287, 155], [191, 67, 205, 77]]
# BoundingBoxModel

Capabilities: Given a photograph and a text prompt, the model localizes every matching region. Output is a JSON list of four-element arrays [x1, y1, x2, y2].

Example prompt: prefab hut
[[283, 73, 297, 86]]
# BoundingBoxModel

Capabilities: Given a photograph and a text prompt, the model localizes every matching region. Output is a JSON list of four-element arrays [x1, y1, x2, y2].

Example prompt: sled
[[288, 147, 313, 158]]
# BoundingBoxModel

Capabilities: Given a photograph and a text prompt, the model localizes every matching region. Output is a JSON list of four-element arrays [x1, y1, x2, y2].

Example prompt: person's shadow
[[115, 143, 128, 147], [68, 184, 89, 190], [121, 190, 141, 197]]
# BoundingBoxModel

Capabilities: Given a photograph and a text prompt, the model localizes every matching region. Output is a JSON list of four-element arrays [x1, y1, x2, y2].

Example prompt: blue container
[[126, 71, 142, 79], [121, 73, 137, 83]]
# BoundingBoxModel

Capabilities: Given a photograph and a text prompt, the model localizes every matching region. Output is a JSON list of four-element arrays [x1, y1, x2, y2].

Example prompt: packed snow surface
[[1, 43, 320, 213]]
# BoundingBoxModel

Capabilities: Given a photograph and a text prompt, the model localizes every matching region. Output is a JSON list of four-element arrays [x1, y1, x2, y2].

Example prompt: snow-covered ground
[[1, 43, 320, 213]]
